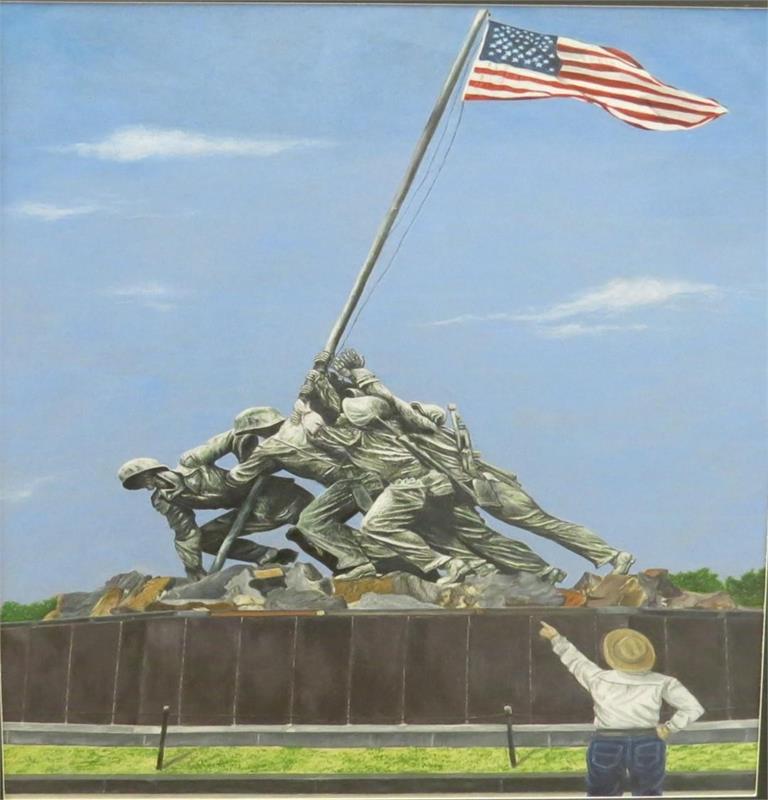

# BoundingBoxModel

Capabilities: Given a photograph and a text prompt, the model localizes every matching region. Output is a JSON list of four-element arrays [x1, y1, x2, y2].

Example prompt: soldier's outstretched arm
[[225, 440, 280, 488], [298, 363, 343, 419], [333, 349, 438, 433], [178, 430, 237, 468]]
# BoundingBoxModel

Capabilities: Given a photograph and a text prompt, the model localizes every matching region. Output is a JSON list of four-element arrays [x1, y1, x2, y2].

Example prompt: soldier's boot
[[218, 539, 285, 566], [335, 562, 378, 581], [274, 548, 299, 565], [369, 555, 439, 580], [286, 527, 340, 572], [243, 546, 298, 568], [538, 566, 568, 585], [609, 551, 636, 575], [437, 558, 473, 586], [254, 547, 278, 567], [472, 562, 500, 578]]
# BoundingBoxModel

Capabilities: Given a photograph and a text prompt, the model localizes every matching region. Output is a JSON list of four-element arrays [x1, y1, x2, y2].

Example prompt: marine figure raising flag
[[464, 21, 727, 130]]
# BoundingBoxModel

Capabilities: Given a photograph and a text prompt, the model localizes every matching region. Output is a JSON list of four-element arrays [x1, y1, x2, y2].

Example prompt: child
[[539, 621, 704, 797]]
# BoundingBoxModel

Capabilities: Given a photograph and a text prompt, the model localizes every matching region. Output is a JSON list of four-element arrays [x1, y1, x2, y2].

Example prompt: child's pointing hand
[[539, 621, 559, 640]]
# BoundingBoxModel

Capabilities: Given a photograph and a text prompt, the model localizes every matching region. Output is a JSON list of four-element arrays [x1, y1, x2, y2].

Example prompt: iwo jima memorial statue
[[5, 11, 762, 735]]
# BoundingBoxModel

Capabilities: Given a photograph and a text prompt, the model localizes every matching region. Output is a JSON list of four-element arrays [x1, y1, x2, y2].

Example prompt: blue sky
[[1, 4, 765, 602]]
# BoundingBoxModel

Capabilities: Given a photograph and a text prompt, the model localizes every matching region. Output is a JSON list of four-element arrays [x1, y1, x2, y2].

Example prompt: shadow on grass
[[512, 750, 536, 769], [160, 750, 196, 770]]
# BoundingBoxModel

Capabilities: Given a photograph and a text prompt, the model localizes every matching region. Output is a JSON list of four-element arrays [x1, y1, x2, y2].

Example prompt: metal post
[[156, 705, 171, 771], [322, 9, 489, 357], [504, 704, 517, 768]]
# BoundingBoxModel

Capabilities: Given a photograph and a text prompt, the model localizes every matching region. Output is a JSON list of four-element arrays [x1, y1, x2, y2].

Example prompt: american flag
[[464, 21, 727, 131]]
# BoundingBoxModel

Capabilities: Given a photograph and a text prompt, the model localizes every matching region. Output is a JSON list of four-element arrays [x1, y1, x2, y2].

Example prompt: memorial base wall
[[2, 607, 763, 727]]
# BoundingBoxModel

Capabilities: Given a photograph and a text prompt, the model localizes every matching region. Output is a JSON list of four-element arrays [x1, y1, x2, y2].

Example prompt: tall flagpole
[[322, 8, 489, 357], [212, 11, 488, 574]]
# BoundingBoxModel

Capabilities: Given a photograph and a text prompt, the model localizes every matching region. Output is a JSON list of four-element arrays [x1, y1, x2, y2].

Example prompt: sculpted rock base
[[45, 563, 739, 618]]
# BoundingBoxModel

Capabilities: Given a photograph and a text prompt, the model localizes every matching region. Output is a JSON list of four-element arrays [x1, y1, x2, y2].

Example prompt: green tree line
[[669, 567, 766, 608], [1, 597, 58, 623]]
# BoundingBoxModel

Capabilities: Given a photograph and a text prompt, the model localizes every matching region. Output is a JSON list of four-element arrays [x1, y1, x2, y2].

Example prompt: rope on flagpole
[[390, 74, 465, 237], [338, 86, 469, 350], [321, 9, 489, 358]]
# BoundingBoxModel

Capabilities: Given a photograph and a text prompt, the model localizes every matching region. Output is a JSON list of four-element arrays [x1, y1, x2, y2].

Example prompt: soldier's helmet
[[410, 401, 446, 426], [118, 457, 170, 490], [342, 396, 391, 428], [233, 406, 286, 436]]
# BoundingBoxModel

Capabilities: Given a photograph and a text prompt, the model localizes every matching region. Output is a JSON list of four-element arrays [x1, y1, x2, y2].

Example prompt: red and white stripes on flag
[[464, 24, 727, 131]]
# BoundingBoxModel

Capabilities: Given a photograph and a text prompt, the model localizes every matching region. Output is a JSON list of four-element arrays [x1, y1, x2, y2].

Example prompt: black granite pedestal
[[1, 607, 763, 727]]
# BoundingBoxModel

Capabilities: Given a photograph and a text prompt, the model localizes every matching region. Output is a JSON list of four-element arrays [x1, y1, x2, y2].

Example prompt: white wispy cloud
[[514, 277, 720, 323], [427, 312, 518, 328], [123, 210, 198, 221], [105, 281, 181, 312], [11, 202, 100, 221], [1, 476, 57, 504], [539, 323, 649, 339], [9, 198, 199, 222], [426, 277, 721, 338], [60, 126, 331, 162]]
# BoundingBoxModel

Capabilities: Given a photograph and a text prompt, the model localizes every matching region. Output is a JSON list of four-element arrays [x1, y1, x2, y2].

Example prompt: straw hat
[[601, 628, 656, 672]]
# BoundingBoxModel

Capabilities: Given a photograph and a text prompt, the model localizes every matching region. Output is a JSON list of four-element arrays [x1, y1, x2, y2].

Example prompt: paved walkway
[[4, 719, 757, 748], [6, 792, 755, 799], [5, 771, 756, 797]]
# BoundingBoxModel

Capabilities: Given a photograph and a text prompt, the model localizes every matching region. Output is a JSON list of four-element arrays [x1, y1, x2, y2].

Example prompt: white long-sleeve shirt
[[551, 634, 705, 732]]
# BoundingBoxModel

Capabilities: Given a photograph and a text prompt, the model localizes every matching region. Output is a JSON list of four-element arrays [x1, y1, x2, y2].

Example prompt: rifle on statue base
[[448, 403, 482, 477]]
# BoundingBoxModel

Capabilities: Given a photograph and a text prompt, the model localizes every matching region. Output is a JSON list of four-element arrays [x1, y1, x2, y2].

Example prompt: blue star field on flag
[[478, 22, 561, 76]]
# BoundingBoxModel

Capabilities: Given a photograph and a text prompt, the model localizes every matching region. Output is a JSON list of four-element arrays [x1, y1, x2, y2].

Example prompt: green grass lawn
[[4, 744, 759, 775]]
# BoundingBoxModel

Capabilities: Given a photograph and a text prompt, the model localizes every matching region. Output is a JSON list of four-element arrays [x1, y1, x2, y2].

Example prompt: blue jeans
[[587, 735, 666, 796]]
